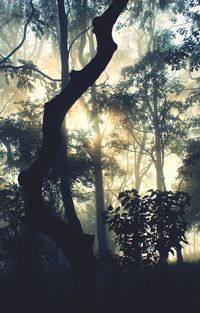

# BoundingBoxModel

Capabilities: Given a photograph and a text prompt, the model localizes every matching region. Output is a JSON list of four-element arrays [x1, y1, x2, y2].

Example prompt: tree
[[15, 1, 129, 312], [101, 0, 197, 191], [0, 0, 115, 258], [67, 3, 122, 254]]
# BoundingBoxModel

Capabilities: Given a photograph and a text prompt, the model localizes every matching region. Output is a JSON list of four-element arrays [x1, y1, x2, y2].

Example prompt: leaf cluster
[[105, 189, 189, 267]]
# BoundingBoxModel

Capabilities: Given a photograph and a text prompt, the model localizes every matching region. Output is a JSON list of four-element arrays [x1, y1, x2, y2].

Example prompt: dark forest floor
[[1, 261, 200, 313]]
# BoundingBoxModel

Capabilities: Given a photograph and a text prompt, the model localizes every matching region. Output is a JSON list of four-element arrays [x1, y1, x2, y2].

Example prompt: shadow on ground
[[1, 262, 200, 313]]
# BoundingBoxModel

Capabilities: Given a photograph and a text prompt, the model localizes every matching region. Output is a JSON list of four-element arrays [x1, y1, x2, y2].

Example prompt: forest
[[0, 0, 200, 313]]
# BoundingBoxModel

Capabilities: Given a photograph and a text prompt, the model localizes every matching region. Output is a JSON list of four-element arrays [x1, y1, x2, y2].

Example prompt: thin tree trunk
[[57, 0, 69, 88], [153, 79, 165, 191], [57, 0, 83, 233], [78, 0, 88, 68], [92, 103, 108, 254], [176, 245, 184, 264], [89, 29, 107, 254], [158, 251, 168, 265], [193, 224, 196, 260]]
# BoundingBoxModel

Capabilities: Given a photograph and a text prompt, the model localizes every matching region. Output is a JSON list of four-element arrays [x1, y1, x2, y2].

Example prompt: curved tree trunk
[[18, 0, 129, 311]]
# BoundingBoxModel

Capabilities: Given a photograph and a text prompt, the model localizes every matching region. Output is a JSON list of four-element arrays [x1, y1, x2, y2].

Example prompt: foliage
[[0, 184, 24, 243], [167, 0, 200, 71], [148, 190, 189, 261], [0, 183, 25, 270], [178, 139, 200, 227], [105, 189, 189, 267], [127, 0, 200, 72], [95, 0, 198, 192]]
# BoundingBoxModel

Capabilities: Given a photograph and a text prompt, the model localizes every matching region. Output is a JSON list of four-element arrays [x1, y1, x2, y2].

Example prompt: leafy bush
[[105, 189, 189, 268]]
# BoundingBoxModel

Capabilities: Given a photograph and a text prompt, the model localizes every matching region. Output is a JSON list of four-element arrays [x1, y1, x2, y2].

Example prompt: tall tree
[[69, 3, 110, 254], [17, 1, 129, 311], [103, 0, 196, 191], [56, 0, 83, 234]]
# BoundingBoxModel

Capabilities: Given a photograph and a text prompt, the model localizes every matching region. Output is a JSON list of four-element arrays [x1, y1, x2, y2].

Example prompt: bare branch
[[68, 26, 92, 54], [188, 71, 200, 81], [0, 95, 15, 114], [94, 71, 109, 87]]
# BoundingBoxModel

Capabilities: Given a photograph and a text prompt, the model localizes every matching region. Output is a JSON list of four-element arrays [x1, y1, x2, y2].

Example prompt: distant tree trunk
[[176, 244, 184, 264], [193, 224, 196, 260], [158, 251, 168, 265], [77, 20, 108, 254], [78, 0, 88, 68], [57, 0, 83, 233], [147, 3, 167, 192], [134, 142, 142, 192], [92, 101, 108, 254], [133, 130, 150, 192], [153, 75, 166, 191], [89, 29, 107, 254]]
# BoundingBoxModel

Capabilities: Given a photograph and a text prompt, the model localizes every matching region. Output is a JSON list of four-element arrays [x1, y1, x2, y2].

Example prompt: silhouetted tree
[[16, 1, 129, 312]]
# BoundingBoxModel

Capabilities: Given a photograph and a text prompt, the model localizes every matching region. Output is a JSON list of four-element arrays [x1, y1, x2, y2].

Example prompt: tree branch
[[0, 0, 35, 66], [0, 64, 61, 82], [68, 26, 92, 55], [0, 95, 15, 114]]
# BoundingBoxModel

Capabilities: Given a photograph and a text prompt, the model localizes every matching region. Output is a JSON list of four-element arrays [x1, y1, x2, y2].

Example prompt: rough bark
[[18, 0, 128, 311]]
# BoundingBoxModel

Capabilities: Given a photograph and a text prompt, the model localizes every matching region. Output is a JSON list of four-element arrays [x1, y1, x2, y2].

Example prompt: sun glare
[[65, 102, 91, 131]]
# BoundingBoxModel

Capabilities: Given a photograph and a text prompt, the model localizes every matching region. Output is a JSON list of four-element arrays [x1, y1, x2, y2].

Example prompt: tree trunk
[[176, 245, 184, 264], [158, 250, 168, 265], [57, 0, 83, 233], [89, 29, 107, 254], [150, 3, 166, 192], [155, 132, 164, 190], [92, 105, 108, 254], [153, 73, 166, 191], [78, 0, 88, 68], [193, 224, 196, 260]]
